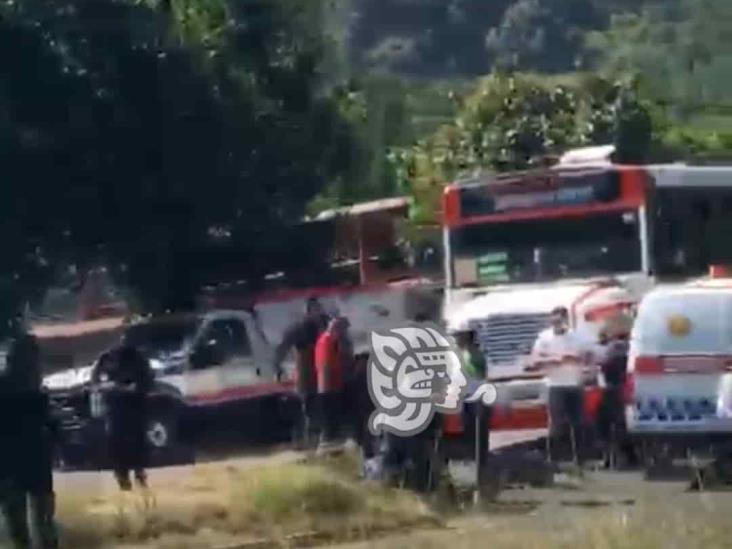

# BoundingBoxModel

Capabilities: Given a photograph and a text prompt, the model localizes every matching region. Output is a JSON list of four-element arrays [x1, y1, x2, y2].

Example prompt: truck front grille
[[469, 313, 551, 367]]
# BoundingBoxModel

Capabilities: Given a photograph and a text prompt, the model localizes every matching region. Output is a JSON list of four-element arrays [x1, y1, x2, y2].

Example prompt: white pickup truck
[[44, 281, 442, 469], [43, 309, 294, 469]]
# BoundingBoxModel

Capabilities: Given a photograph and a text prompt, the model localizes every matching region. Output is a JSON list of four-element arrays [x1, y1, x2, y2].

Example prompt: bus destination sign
[[459, 170, 620, 218]]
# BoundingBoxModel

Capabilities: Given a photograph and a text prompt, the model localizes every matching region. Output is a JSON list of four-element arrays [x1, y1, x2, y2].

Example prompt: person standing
[[97, 341, 154, 491], [0, 318, 59, 548], [401, 315, 444, 492], [454, 328, 489, 457], [527, 306, 590, 464], [314, 316, 351, 448], [453, 326, 491, 486], [596, 313, 635, 469], [274, 297, 330, 449]]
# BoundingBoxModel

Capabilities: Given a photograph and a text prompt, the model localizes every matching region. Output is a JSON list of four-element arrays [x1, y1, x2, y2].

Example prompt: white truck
[[44, 281, 441, 469]]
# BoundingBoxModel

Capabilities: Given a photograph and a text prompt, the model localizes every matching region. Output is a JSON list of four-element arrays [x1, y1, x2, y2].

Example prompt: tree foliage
[[485, 0, 601, 72], [346, 0, 666, 77], [349, 0, 512, 76], [0, 0, 356, 320], [390, 74, 661, 224], [586, 0, 732, 112]]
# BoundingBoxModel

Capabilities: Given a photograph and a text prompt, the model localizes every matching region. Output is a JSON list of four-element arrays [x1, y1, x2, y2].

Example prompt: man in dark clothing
[[345, 354, 375, 457], [274, 297, 329, 449], [596, 314, 636, 469], [384, 315, 444, 493], [0, 322, 59, 549], [95, 341, 154, 491], [454, 327, 491, 477]]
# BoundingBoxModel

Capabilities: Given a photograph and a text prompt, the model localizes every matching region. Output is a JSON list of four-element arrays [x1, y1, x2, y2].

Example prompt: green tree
[[486, 0, 601, 72], [391, 73, 660, 223], [0, 0, 355, 318], [349, 0, 512, 76], [587, 0, 732, 113]]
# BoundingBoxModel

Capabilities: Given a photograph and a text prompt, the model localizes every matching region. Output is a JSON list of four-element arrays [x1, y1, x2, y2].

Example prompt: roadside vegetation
[[56, 452, 732, 549], [2, 0, 731, 320], [54, 453, 439, 548]]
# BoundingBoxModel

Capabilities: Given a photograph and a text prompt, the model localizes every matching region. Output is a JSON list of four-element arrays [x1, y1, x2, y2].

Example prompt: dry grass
[[54, 452, 438, 548], [53, 452, 732, 549], [350, 495, 732, 549]]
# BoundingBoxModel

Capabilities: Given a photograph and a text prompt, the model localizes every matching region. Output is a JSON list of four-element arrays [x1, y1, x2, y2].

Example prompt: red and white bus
[[440, 149, 732, 433]]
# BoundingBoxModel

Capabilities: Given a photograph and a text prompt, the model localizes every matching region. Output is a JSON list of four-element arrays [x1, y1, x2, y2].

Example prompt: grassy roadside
[[54, 452, 439, 549], [52, 449, 732, 548], [335, 493, 732, 549]]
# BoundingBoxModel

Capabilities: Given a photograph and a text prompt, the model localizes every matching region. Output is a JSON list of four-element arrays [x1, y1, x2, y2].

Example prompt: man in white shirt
[[527, 306, 589, 463]]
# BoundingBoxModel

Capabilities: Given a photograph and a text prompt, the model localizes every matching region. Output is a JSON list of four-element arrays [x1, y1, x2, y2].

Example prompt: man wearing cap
[[528, 306, 591, 463]]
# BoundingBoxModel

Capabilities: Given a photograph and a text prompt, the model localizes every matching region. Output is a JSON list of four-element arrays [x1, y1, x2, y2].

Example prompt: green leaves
[[391, 73, 660, 223], [588, 0, 732, 112], [0, 0, 360, 315]]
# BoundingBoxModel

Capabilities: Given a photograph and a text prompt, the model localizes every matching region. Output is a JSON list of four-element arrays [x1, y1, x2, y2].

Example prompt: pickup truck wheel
[[147, 413, 177, 451]]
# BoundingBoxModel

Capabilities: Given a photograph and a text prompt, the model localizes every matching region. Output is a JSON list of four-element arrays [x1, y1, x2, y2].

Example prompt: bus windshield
[[449, 210, 642, 287]]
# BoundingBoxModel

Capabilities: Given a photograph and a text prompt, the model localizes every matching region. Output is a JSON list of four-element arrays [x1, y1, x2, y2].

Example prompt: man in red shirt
[[315, 316, 351, 447]]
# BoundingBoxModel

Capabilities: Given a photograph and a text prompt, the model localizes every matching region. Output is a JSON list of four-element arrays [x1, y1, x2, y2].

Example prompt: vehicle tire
[[146, 411, 178, 454]]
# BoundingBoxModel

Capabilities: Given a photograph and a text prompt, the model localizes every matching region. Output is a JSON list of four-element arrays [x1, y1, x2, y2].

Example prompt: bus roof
[[447, 164, 616, 189], [445, 164, 732, 191], [646, 165, 732, 188]]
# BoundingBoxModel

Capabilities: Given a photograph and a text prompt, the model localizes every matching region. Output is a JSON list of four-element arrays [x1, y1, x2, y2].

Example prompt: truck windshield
[[124, 318, 200, 353], [449, 211, 642, 287]]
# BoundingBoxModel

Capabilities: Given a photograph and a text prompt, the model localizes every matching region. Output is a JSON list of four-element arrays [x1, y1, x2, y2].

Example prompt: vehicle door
[[182, 321, 229, 404], [244, 314, 277, 381], [196, 316, 260, 403]]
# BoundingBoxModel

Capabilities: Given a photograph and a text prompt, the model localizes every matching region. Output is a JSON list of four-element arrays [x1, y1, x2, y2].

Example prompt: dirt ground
[[10, 430, 732, 548], [53, 444, 304, 495], [333, 470, 732, 549]]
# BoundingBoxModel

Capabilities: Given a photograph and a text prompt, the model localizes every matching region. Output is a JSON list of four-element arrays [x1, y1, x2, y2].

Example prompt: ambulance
[[626, 266, 732, 464]]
